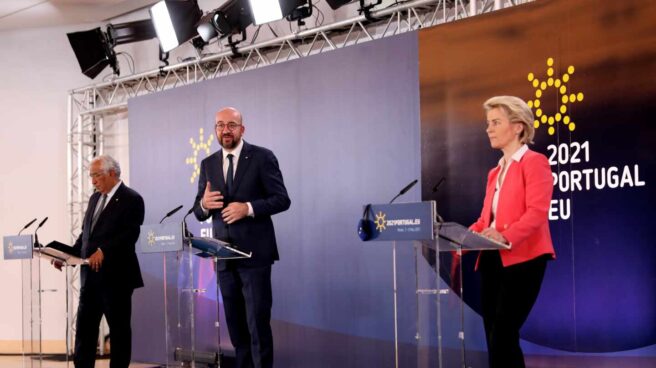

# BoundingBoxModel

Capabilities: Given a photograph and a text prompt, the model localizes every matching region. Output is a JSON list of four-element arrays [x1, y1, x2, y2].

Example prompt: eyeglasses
[[215, 122, 242, 131], [89, 171, 105, 179]]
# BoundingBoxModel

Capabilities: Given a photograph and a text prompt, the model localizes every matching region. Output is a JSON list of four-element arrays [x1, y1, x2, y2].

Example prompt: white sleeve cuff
[[199, 201, 209, 216]]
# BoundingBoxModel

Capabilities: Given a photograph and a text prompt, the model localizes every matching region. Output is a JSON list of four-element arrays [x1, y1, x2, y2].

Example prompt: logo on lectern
[[527, 57, 584, 136], [7, 241, 14, 254], [147, 230, 156, 246], [374, 211, 387, 232], [185, 127, 214, 184]]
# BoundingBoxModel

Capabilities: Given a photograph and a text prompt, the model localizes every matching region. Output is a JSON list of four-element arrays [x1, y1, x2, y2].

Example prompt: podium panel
[[138, 223, 250, 367], [362, 202, 509, 368]]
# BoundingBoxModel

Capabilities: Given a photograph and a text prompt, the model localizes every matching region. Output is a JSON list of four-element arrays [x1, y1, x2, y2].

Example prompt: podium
[[2, 235, 82, 367], [34, 242, 86, 366], [137, 223, 251, 367], [361, 201, 508, 368]]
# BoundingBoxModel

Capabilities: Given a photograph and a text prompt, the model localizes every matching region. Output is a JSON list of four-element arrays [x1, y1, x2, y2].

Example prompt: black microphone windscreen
[[399, 179, 418, 195], [432, 177, 446, 192], [166, 205, 184, 217], [37, 217, 49, 228], [23, 218, 37, 229]]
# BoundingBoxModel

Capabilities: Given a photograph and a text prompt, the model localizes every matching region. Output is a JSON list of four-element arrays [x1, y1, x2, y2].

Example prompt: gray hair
[[483, 96, 535, 144], [93, 155, 121, 178]]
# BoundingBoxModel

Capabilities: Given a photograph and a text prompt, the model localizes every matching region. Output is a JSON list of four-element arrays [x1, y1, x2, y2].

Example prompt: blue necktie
[[226, 153, 234, 196]]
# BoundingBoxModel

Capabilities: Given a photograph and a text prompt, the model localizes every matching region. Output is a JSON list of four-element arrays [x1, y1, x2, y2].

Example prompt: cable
[[250, 25, 262, 44]]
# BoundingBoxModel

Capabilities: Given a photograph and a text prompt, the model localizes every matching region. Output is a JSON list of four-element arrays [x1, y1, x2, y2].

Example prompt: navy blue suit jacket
[[193, 141, 290, 269], [72, 183, 145, 290]]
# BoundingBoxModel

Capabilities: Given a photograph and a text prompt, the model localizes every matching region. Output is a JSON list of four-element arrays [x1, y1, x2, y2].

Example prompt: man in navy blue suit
[[71, 155, 144, 368], [193, 107, 291, 368]]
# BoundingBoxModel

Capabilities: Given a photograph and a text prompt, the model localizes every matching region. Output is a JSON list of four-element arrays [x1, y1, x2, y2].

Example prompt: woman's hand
[[481, 227, 508, 244]]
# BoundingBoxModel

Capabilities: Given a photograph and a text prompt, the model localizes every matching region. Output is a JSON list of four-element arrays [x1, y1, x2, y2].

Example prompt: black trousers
[[218, 265, 274, 368], [74, 278, 133, 368], [479, 251, 548, 368]]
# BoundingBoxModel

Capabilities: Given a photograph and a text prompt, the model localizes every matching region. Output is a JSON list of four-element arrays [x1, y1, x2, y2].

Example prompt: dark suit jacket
[[73, 182, 145, 290], [194, 141, 291, 269]]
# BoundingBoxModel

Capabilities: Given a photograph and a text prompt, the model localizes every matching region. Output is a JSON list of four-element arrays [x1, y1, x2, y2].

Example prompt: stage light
[[67, 20, 157, 79], [247, 0, 307, 25], [67, 28, 117, 79], [150, 0, 203, 52], [196, 12, 218, 42], [211, 0, 253, 38], [325, 0, 352, 10], [325, 0, 382, 20]]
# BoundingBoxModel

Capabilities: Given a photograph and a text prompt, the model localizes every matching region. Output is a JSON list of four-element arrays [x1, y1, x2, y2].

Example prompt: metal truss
[[67, 0, 530, 116], [65, 0, 529, 354]]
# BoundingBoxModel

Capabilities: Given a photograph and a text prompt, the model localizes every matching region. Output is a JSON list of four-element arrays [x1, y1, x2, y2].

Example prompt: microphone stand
[[33, 217, 48, 248]]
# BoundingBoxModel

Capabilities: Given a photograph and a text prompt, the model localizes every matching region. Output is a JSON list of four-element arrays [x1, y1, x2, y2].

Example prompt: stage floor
[[0, 355, 157, 368], [2, 353, 654, 367]]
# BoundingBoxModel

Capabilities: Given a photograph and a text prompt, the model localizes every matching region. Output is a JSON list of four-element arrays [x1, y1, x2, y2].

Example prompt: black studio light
[[247, 0, 309, 25], [325, 0, 382, 20], [67, 19, 157, 79], [195, 0, 254, 56]]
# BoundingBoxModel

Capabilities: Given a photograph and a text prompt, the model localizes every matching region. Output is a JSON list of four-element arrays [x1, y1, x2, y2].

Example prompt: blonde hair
[[483, 96, 535, 144]]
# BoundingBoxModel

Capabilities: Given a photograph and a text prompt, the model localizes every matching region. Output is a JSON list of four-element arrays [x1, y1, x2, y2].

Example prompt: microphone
[[432, 177, 445, 193], [34, 217, 48, 248], [431, 177, 446, 223], [182, 207, 195, 238], [160, 205, 183, 224], [389, 179, 418, 204], [18, 218, 37, 236]]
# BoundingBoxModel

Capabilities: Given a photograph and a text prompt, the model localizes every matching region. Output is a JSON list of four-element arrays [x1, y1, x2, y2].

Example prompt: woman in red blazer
[[470, 96, 555, 368]]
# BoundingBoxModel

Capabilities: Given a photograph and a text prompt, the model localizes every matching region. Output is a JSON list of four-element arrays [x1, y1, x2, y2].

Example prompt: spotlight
[[150, 0, 203, 52], [325, 0, 382, 20], [67, 20, 157, 79], [325, 0, 352, 10], [248, 0, 308, 25], [195, 0, 253, 55], [196, 12, 218, 43], [209, 0, 253, 38]]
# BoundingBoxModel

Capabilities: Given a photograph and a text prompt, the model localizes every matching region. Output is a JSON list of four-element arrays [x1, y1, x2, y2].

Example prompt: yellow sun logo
[[147, 230, 156, 246], [375, 211, 387, 232], [185, 128, 214, 184], [527, 57, 584, 136]]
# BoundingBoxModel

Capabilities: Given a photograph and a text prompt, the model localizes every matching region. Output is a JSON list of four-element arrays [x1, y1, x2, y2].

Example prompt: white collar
[[105, 180, 122, 199], [498, 144, 529, 167], [222, 139, 244, 160]]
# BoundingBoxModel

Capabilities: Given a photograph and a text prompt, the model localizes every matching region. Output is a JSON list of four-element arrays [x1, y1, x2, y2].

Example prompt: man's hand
[[222, 202, 249, 224], [50, 259, 64, 271], [88, 249, 104, 272], [202, 181, 224, 210], [480, 227, 508, 244]]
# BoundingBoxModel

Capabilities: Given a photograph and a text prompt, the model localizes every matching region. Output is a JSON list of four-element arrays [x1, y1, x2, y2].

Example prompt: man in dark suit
[[71, 155, 145, 368], [194, 107, 290, 368]]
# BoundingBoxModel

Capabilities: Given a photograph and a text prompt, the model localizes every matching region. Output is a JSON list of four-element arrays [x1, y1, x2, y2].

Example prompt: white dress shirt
[[201, 139, 254, 217], [490, 144, 529, 229]]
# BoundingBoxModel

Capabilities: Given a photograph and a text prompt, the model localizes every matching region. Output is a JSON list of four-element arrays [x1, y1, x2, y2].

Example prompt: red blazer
[[470, 149, 556, 268]]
